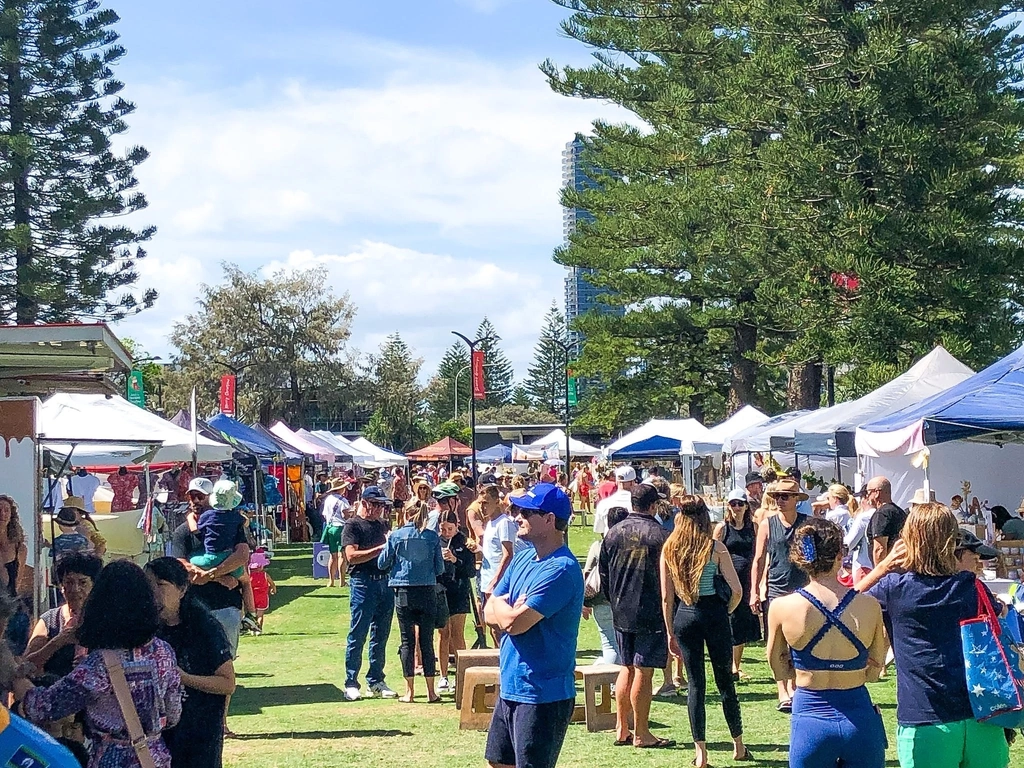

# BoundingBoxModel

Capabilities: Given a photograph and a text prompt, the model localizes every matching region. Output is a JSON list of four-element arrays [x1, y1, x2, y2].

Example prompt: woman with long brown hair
[[660, 495, 747, 767], [857, 503, 1009, 768], [714, 489, 761, 679]]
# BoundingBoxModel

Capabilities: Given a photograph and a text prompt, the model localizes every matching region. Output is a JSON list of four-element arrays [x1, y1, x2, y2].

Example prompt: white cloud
[[113, 39, 620, 381]]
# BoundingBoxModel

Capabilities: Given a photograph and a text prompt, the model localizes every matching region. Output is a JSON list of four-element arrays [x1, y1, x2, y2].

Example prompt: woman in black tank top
[[714, 490, 761, 680]]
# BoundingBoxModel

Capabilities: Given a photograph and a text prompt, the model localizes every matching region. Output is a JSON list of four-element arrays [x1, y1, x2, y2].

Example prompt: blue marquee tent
[[475, 443, 512, 463], [856, 345, 1024, 456], [206, 413, 299, 460]]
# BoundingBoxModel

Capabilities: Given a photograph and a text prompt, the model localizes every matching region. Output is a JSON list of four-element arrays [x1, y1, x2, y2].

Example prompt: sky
[[110, 0, 624, 381]]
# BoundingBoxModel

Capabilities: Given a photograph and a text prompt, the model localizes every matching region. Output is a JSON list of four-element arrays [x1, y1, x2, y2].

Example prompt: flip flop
[[735, 747, 754, 761], [636, 737, 676, 749], [777, 699, 793, 713], [427, 697, 443, 704], [614, 733, 633, 746]]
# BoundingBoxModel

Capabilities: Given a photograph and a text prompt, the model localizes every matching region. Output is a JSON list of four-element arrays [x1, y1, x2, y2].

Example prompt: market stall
[[605, 418, 713, 458], [530, 428, 602, 458], [345, 435, 409, 467]]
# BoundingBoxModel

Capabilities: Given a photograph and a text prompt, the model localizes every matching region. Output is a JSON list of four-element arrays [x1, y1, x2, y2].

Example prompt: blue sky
[[112, 0, 622, 380]]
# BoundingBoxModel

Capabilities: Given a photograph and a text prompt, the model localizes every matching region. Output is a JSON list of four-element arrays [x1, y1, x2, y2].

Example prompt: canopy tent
[[605, 418, 713, 458], [40, 393, 234, 465], [725, 410, 810, 455], [310, 431, 373, 466], [170, 410, 258, 459], [207, 413, 294, 459], [529, 429, 602, 458], [512, 443, 560, 462], [788, 347, 974, 457], [250, 424, 309, 463], [269, 422, 336, 462], [475, 443, 512, 463], [347, 436, 409, 467], [407, 437, 472, 461], [295, 428, 356, 462], [857, 345, 1024, 457], [690, 406, 768, 455]]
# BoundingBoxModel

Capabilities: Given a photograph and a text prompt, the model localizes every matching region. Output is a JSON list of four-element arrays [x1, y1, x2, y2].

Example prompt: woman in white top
[[825, 485, 854, 531], [843, 495, 875, 583]]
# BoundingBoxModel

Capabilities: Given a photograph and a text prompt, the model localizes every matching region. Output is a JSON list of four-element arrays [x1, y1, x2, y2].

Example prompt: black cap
[[745, 472, 763, 486], [361, 486, 393, 505], [955, 529, 998, 559]]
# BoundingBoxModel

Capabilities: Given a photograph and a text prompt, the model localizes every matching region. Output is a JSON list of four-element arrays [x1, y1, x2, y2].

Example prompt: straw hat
[[61, 496, 87, 515], [766, 477, 809, 501], [909, 488, 937, 506], [329, 477, 352, 493]]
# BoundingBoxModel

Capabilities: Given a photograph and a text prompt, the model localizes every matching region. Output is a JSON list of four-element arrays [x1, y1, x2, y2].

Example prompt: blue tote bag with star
[[961, 579, 1024, 726]]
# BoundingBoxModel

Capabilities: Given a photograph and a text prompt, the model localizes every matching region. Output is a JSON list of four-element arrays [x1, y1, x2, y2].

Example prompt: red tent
[[406, 437, 473, 461]]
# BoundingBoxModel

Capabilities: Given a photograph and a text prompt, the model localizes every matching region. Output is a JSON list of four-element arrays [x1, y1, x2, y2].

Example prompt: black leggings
[[395, 586, 437, 678], [673, 596, 743, 742]]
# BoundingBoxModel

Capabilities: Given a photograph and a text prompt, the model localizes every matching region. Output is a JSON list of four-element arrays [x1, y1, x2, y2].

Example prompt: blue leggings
[[790, 686, 886, 768]]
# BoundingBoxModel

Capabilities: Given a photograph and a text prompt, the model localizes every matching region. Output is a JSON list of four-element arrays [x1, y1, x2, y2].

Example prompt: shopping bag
[[961, 579, 1024, 724], [988, 605, 1024, 728]]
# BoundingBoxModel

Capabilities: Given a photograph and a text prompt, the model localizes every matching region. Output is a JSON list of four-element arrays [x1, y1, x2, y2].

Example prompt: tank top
[[722, 519, 755, 574], [697, 560, 718, 597], [767, 512, 809, 599]]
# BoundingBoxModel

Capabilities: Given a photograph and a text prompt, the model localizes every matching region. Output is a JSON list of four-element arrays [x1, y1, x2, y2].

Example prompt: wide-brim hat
[[61, 496, 87, 515], [329, 477, 352, 493], [55, 506, 82, 526], [210, 480, 243, 511], [766, 477, 809, 501], [910, 488, 937, 506]]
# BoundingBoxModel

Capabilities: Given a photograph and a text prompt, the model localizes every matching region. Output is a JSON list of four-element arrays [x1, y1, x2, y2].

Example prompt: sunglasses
[[728, 500, 747, 507], [511, 506, 548, 520], [772, 493, 795, 501], [187, 492, 208, 500]]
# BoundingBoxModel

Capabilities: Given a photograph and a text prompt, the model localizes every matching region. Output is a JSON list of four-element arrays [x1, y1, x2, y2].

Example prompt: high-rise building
[[561, 136, 622, 346]]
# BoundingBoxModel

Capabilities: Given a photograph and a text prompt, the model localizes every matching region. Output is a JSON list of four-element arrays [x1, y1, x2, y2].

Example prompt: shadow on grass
[[236, 673, 273, 679], [266, 584, 318, 612], [230, 683, 347, 715], [233, 729, 413, 741]]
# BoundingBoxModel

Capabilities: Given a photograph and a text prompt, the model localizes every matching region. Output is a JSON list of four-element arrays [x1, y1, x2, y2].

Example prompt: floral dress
[[106, 473, 140, 513], [23, 639, 182, 768]]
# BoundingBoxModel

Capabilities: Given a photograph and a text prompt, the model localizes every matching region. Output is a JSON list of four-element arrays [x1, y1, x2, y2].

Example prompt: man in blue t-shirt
[[483, 483, 584, 768]]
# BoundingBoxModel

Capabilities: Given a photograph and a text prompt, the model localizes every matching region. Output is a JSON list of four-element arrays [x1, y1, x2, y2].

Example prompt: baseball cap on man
[[955, 529, 998, 559], [187, 477, 215, 497], [744, 472, 763, 487], [509, 482, 572, 520], [615, 465, 637, 483], [361, 486, 393, 505]]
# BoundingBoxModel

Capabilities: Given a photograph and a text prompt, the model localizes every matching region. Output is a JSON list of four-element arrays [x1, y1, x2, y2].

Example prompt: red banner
[[472, 350, 486, 400], [219, 374, 236, 416]]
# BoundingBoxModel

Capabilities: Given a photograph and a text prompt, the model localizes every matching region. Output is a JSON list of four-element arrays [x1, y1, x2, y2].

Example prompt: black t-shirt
[[599, 513, 669, 634], [341, 516, 388, 577], [869, 502, 907, 544], [170, 521, 247, 610], [159, 608, 233, 767]]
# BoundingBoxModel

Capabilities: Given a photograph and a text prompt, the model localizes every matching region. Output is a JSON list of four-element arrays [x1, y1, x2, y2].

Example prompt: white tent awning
[[529, 429, 602, 457], [690, 406, 768, 455]]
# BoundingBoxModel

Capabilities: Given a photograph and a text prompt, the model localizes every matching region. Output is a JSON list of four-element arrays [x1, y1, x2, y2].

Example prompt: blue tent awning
[[206, 414, 297, 460], [857, 345, 1024, 453], [475, 444, 512, 463], [610, 435, 686, 458]]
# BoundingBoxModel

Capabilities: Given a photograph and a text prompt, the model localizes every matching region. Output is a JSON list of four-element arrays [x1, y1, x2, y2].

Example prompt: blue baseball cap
[[510, 483, 572, 520], [361, 485, 393, 505]]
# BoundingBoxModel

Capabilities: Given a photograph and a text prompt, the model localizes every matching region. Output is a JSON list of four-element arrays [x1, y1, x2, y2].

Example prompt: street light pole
[[552, 339, 574, 477], [452, 331, 495, 484]]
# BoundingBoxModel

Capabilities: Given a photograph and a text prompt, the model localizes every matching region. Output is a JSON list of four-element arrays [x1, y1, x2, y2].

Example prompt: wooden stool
[[455, 649, 500, 709], [459, 666, 500, 731], [580, 664, 620, 732]]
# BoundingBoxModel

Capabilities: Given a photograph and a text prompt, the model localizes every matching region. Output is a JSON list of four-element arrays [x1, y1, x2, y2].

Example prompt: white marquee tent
[[605, 418, 713, 458], [691, 406, 768, 455], [530, 429, 602, 458]]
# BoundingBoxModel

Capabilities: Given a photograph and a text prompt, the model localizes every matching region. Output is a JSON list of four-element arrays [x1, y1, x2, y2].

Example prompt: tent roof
[[529, 429, 602, 457], [269, 422, 336, 461], [856, 344, 1024, 456], [606, 418, 713, 458], [41, 393, 234, 465], [792, 347, 974, 456], [207, 413, 290, 459], [249, 423, 307, 462], [726, 410, 811, 454], [407, 437, 472, 460], [475, 443, 512, 463], [690, 406, 769, 455], [346, 436, 409, 466], [310, 431, 373, 464]]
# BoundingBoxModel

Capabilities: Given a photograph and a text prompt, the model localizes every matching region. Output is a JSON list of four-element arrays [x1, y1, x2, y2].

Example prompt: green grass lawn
[[224, 532, 1024, 768]]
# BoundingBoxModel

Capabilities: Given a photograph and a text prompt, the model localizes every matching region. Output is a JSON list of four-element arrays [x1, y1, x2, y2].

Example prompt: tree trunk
[[728, 287, 758, 413], [787, 362, 823, 410], [289, 369, 305, 428], [7, 53, 35, 324]]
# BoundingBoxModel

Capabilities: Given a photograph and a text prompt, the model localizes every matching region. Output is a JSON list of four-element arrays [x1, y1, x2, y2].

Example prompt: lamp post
[[552, 339, 575, 477], [452, 331, 494, 483]]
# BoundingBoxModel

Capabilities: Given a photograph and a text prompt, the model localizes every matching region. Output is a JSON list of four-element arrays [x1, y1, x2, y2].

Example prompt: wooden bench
[[579, 664, 620, 732], [455, 648, 499, 709], [459, 666, 500, 731]]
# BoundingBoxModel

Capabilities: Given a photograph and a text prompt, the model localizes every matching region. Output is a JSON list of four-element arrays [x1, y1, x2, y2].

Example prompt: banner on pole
[[126, 371, 145, 408], [219, 374, 237, 416], [472, 350, 486, 401], [567, 377, 578, 407]]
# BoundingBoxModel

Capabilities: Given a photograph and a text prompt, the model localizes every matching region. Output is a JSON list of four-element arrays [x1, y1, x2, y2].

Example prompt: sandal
[[777, 698, 793, 713], [636, 737, 676, 749], [735, 747, 753, 761], [614, 733, 633, 746], [427, 696, 443, 704]]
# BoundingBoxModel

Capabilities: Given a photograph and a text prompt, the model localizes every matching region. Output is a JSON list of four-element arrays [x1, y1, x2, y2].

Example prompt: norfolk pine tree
[[476, 317, 515, 408], [524, 302, 570, 419], [0, 0, 155, 323]]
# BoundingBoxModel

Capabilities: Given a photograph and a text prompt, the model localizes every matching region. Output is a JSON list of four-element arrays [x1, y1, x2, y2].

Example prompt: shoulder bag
[[960, 579, 1024, 726], [102, 650, 158, 768], [711, 550, 734, 611]]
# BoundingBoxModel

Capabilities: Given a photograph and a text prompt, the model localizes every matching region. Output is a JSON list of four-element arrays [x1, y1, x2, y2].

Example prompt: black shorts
[[615, 629, 669, 669], [484, 697, 575, 768]]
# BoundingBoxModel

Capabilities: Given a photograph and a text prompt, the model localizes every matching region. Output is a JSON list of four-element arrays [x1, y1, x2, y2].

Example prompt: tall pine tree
[[424, 342, 470, 422], [364, 333, 425, 452], [524, 302, 569, 418], [476, 317, 515, 408], [0, 1, 155, 323], [544, 0, 1024, 425]]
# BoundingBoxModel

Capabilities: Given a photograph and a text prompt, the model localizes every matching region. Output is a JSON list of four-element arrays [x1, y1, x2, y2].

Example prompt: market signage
[[472, 350, 486, 400], [220, 374, 236, 416], [126, 370, 145, 408]]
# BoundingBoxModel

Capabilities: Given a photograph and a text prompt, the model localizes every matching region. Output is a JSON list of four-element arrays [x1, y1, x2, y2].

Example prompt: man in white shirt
[[593, 466, 636, 535]]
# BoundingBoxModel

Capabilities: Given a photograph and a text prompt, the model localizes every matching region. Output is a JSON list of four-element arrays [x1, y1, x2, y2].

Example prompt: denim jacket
[[377, 523, 444, 587]]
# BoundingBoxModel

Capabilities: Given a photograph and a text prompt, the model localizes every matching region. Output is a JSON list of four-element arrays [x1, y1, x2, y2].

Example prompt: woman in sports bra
[[767, 517, 888, 768]]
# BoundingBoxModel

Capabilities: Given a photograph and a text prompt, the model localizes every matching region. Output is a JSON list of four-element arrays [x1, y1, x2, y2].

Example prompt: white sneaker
[[438, 677, 451, 692], [344, 686, 361, 701], [370, 684, 398, 699]]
